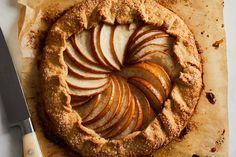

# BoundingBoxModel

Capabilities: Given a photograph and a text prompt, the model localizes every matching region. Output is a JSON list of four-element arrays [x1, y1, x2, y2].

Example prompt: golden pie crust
[[40, 0, 203, 156]]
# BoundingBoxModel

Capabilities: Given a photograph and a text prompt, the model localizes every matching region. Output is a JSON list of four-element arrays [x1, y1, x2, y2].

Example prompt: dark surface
[[0, 28, 30, 125]]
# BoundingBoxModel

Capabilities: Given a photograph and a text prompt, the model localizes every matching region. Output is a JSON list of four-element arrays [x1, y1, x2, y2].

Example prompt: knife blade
[[0, 29, 30, 126], [0, 28, 43, 157]]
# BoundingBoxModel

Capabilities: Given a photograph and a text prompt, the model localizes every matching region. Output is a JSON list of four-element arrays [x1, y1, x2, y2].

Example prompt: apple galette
[[40, 0, 203, 156]]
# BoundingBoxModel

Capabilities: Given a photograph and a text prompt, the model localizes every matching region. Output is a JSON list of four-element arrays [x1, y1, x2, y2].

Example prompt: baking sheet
[[17, 0, 228, 156]]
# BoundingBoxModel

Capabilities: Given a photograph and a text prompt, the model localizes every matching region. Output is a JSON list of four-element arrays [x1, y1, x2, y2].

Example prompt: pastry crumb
[[222, 129, 225, 135], [210, 147, 216, 152], [206, 92, 216, 104], [212, 39, 224, 49]]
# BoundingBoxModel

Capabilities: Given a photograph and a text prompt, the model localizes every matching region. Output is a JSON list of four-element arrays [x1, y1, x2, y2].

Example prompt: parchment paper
[[17, 0, 228, 156]]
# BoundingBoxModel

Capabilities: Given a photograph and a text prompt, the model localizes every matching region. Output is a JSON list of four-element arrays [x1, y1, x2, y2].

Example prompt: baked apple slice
[[74, 94, 101, 119], [132, 96, 144, 132], [99, 24, 121, 70], [135, 51, 181, 79], [121, 63, 166, 100], [130, 34, 174, 61], [127, 32, 169, 58], [139, 62, 171, 97], [111, 24, 136, 66], [64, 54, 108, 79], [113, 96, 141, 139], [127, 25, 156, 46], [129, 30, 165, 49], [103, 96, 136, 139], [82, 76, 116, 125], [71, 96, 93, 107], [127, 25, 162, 47], [68, 79, 111, 97], [130, 35, 174, 58], [73, 30, 98, 64], [66, 72, 110, 89], [65, 41, 110, 73], [129, 84, 155, 130], [128, 44, 169, 63], [129, 62, 171, 98], [95, 77, 132, 133], [91, 25, 113, 69], [86, 76, 122, 129], [128, 77, 163, 113]]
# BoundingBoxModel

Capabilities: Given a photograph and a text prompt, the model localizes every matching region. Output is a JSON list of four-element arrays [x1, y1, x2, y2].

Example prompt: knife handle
[[23, 132, 43, 157], [20, 118, 43, 157]]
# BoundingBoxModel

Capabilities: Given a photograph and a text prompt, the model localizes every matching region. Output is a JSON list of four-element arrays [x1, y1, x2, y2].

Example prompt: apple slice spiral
[[64, 23, 178, 139]]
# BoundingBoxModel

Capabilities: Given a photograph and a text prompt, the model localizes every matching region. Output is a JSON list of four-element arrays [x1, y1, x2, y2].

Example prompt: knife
[[0, 28, 43, 157]]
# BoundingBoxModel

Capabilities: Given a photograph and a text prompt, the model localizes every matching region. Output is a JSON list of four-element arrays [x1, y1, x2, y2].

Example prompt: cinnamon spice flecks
[[206, 92, 216, 104], [215, 129, 225, 147], [212, 39, 224, 49], [157, 0, 177, 7], [27, 30, 47, 51], [157, 0, 190, 7]]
